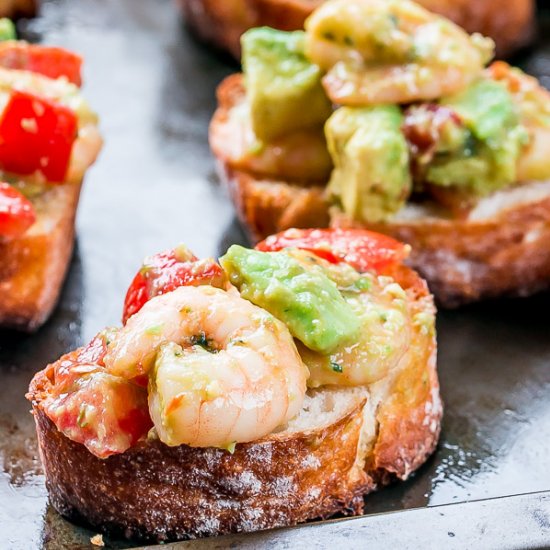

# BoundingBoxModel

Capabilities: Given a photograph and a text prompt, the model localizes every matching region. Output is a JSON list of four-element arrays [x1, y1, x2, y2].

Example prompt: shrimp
[[285, 249, 418, 388], [487, 62, 550, 182], [210, 76, 333, 183], [104, 285, 309, 448], [304, 0, 494, 106]]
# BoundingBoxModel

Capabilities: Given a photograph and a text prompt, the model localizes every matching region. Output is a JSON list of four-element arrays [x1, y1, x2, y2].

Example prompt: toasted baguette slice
[[178, 0, 534, 58], [211, 75, 550, 307], [29, 264, 441, 542], [0, 65, 102, 331], [0, 183, 82, 330]]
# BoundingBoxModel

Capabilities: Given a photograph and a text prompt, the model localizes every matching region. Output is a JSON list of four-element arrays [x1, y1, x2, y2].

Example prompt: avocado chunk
[[0, 19, 15, 41], [325, 105, 411, 223], [426, 79, 528, 194], [149, 342, 223, 447], [242, 27, 332, 142], [220, 246, 360, 355]]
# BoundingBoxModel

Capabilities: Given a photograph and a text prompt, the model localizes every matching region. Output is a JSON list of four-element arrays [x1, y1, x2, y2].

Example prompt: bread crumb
[[90, 534, 105, 547]]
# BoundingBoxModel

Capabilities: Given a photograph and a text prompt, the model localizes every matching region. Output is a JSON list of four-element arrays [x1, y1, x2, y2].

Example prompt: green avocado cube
[[0, 19, 16, 41], [326, 105, 411, 223], [242, 27, 332, 142], [220, 245, 360, 355]]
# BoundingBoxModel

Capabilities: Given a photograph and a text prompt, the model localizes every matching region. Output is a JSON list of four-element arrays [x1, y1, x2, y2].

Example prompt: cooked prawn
[[487, 62, 550, 182], [305, 0, 494, 105], [210, 76, 333, 183], [104, 285, 308, 448]]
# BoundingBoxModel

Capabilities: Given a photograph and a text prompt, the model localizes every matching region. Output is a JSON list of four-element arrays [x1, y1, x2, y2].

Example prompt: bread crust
[[178, 0, 534, 58], [0, 182, 81, 331], [29, 265, 441, 542], [333, 198, 550, 307], [0, 0, 36, 18], [211, 75, 550, 307]]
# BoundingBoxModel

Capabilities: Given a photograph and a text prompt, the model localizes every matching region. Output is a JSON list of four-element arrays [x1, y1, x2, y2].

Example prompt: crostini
[[0, 21, 102, 330], [178, 0, 533, 58], [28, 229, 441, 542], [211, 0, 550, 306]]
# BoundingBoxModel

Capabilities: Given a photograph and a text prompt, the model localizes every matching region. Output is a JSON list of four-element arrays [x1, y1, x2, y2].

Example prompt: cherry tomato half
[[256, 228, 408, 273], [0, 42, 82, 86], [122, 245, 228, 323], [0, 181, 35, 239]]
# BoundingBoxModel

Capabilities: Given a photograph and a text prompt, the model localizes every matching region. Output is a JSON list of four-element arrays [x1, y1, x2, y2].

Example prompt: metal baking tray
[[1, 1, 550, 548]]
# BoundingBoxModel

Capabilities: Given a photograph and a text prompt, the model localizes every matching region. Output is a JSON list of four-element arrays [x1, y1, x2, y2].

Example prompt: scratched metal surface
[[0, 1, 549, 548]]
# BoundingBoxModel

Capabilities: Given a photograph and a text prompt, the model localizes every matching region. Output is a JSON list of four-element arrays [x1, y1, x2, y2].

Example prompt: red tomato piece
[[0, 42, 82, 86], [122, 245, 228, 323], [0, 181, 36, 239], [44, 368, 152, 459], [0, 90, 78, 182], [256, 228, 408, 273]]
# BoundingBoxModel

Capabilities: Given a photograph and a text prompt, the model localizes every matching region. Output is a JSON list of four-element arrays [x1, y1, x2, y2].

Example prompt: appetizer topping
[[34, 232, 434, 457], [234, 0, 550, 222], [42, 367, 151, 459], [39, 333, 151, 458], [0, 42, 83, 86], [325, 105, 411, 222], [402, 103, 465, 171], [220, 245, 360, 354], [256, 228, 408, 273], [0, 90, 78, 182], [111, 286, 307, 448], [423, 79, 528, 194], [122, 245, 228, 323], [293, 255, 412, 388], [305, 0, 493, 105], [0, 181, 35, 238], [488, 62, 550, 183], [488, 62, 550, 129], [221, 97, 334, 182], [242, 27, 332, 142]]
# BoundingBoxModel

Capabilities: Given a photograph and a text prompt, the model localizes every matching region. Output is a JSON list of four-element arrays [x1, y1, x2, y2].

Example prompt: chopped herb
[[344, 35, 354, 46], [323, 31, 335, 41], [389, 14, 399, 27], [331, 362, 343, 373], [145, 324, 164, 336], [192, 331, 211, 349], [379, 312, 388, 323], [355, 277, 372, 291], [77, 405, 89, 428]]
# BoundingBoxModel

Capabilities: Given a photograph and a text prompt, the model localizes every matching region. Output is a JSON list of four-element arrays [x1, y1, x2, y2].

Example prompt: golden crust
[[0, 182, 82, 331], [223, 166, 329, 243], [334, 201, 550, 307], [29, 265, 441, 542], [0, 0, 36, 18], [211, 75, 550, 306], [178, 0, 533, 58]]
